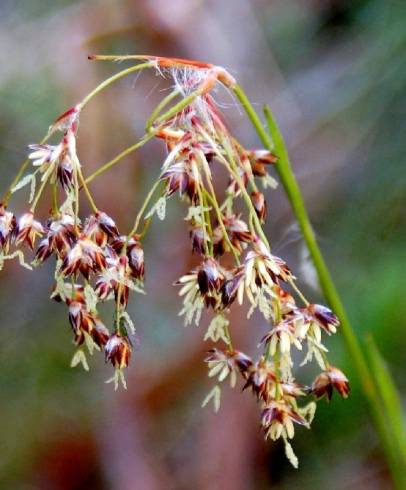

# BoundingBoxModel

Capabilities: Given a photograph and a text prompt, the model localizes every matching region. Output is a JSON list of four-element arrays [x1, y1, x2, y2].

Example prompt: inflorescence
[[0, 54, 349, 466]]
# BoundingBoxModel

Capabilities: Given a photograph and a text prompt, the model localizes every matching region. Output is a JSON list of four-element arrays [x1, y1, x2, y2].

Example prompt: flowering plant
[[0, 54, 349, 466]]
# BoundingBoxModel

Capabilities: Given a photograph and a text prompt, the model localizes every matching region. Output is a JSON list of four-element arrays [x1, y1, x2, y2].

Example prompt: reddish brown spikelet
[[251, 191, 267, 222], [312, 367, 350, 400], [105, 334, 131, 369], [197, 258, 223, 294]]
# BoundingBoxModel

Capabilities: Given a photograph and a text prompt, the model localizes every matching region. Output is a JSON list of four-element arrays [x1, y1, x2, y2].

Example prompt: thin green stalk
[[89, 55, 154, 62], [202, 189, 240, 263], [264, 341, 272, 363], [139, 217, 152, 239], [78, 169, 98, 213], [196, 181, 210, 257], [232, 82, 405, 487], [73, 159, 80, 228], [223, 322, 234, 350], [145, 89, 180, 131], [222, 136, 269, 247], [85, 88, 202, 185], [262, 103, 374, 391], [288, 278, 309, 306], [52, 181, 58, 214], [128, 180, 163, 237], [195, 123, 268, 246], [84, 134, 155, 185], [79, 62, 152, 109], [30, 173, 51, 212], [2, 64, 153, 206], [153, 92, 199, 127], [201, 185, 214, 257], [200, 168, 240, 264]]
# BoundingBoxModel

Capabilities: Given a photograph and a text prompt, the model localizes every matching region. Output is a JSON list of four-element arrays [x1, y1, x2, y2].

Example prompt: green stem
[[223, 321, 234, 350], [3, 64, 153, 206], [232, 82, 405, 487], [222, 136, 269, 247], [84, 134, 155, 185], [73, 160, 80, 228], [201, 185, 214, 256], [264, 341, 272, 363], [128, 180, 163, 237], [196, 181, 210, 257], [262, 104, 374, 389], [288, 278, 309, 306], [200, 172, 240, 264], [145, 89, 180, 131], [52, 181, 58, 214], [84, 84, 201, 185], [194, 123, 268, 246], [153, 92, 199, 127], [78, 169, 98, 213], [79, 62, 152, 110], [30, 173, 51, 212]]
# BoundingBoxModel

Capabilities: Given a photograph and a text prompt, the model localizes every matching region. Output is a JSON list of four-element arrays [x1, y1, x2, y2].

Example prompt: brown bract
[[62, 236, 106, 279], [205, 348, 252, 373], [306, 304, 340, 334], [105, 334, 131, 369], [15, 212, 44, 250], [220, 267, 245, 307], [222, 214, 252, 252], [312, 367, 350, 400], [197, 257, 224, 295], [0, 205, 16, 251], [251, 191, 267, 223], [261, 401, 307, 440], [243, 359, 277, 403], [111, 235, 145, 280]]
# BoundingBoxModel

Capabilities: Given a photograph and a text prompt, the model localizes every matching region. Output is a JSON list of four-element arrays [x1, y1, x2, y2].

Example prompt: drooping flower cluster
[[0, 54, 348, 463], [0, 103, 144, 389]]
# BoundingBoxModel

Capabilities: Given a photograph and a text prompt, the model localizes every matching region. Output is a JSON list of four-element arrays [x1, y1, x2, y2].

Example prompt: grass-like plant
[[0, 54, 404, 480]]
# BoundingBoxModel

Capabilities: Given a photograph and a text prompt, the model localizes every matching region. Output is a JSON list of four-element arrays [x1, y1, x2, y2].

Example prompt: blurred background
[[0, 0, 405, 488]]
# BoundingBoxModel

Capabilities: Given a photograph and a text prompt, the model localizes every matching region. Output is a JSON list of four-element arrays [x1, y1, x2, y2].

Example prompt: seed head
[[127, 236, 145, 280], [222, 214, 252, 252], [15, 212, 44, 250], [0, 205, 16, 250], [62, 236, 106, 279], [29, 143, 64, 174], [197, 257, 224, 295], [243, 359, 277, 403], [251, 191, 267, 223], [205, 348, 252, 386], [221, 267, 245, 308], [312, 367, 350, 400], [261, 401, 307, 441], [307, 304, 340, 334], [96, 211, 119, 239], [261, 321, 302, 356], [190, 226, 208, 256], [248, 149, 278, 177], [46, 214, 76, 254], [105, 334, 131, 369]]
